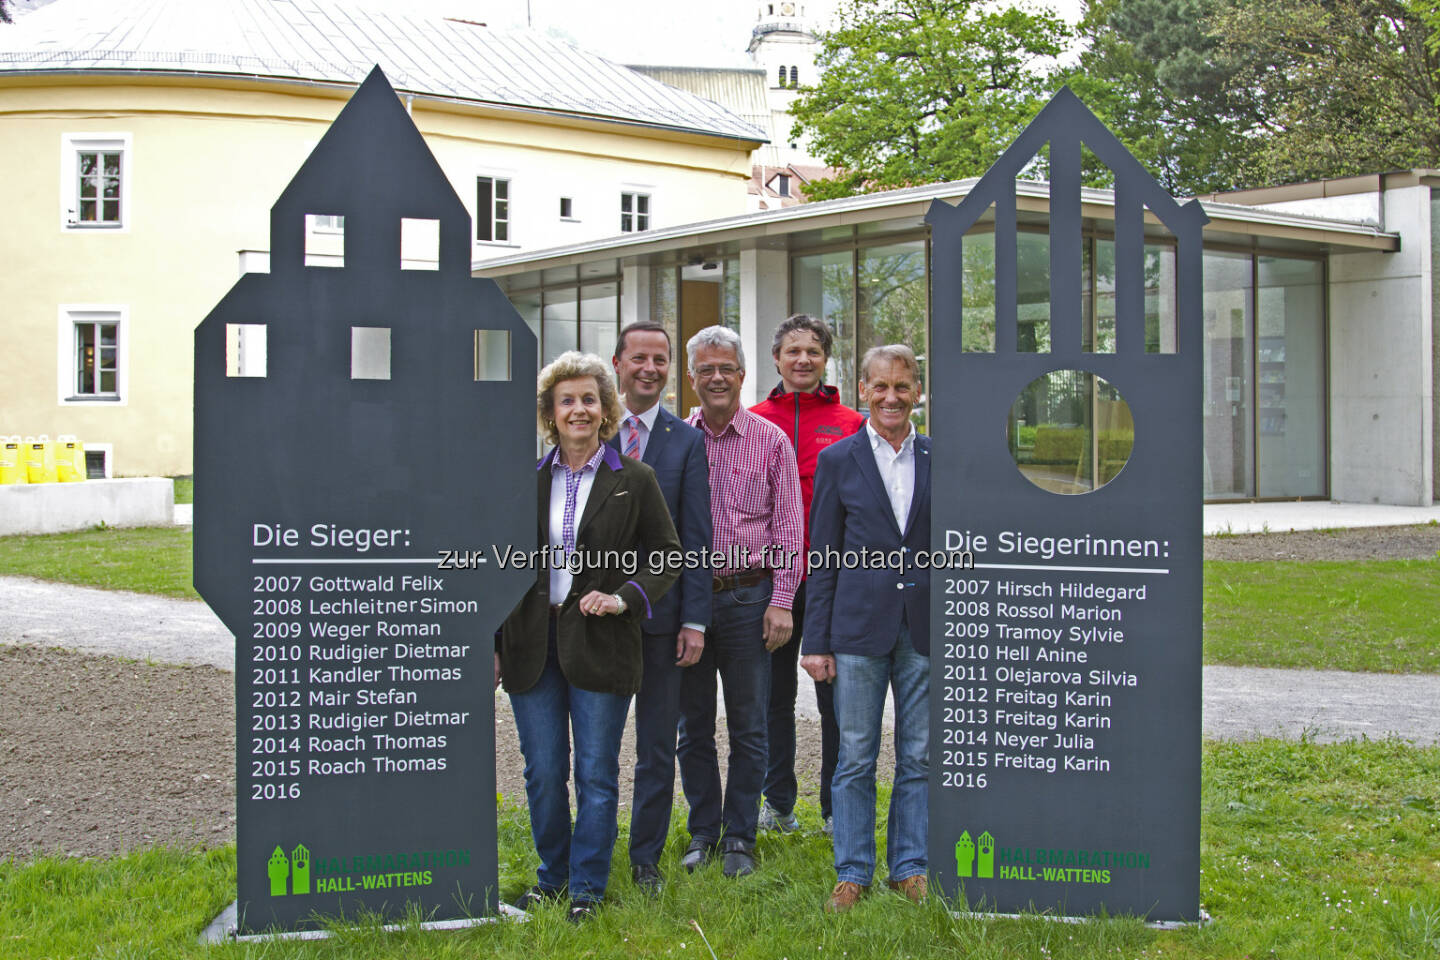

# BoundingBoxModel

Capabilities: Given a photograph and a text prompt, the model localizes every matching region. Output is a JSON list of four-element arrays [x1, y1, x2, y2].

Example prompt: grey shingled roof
[[0, 0, 767, 141]]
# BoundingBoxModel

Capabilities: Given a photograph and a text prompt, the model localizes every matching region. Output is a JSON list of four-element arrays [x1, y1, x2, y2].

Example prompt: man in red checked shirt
[[677, 324, 804, 880], [750, 314, 865, 837]]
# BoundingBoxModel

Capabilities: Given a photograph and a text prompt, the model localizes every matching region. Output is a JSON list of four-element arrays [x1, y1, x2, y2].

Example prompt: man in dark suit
[[801, 344, 932, 914], [609, 321, 712, 894]]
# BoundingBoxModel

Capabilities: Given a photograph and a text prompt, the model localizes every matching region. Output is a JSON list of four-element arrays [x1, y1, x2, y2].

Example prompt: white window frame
[[57, 304, 128, 406], [476, 174, 513, 245], [61, 133, 132, 232], [620, 190, 652, 233]]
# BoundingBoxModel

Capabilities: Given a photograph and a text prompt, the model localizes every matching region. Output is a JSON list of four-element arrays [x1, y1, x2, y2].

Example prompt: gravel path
[[3, 523, 1437, 859]]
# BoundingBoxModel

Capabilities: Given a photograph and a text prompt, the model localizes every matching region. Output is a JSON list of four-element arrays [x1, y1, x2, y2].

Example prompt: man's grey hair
[[686, 325, 746, 374], [859, 344, 920, 383]]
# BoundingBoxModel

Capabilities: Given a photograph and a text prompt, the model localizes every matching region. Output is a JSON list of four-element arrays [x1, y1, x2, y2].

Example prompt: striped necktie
[[623, 415, 641, 459]]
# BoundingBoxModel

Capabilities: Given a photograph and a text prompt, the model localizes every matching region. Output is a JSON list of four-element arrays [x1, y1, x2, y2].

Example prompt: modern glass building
[[477, 173, 1437, 506]]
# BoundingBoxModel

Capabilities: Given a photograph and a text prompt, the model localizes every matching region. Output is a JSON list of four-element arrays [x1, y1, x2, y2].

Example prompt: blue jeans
[[510, 629, 632, 902], [832, 625, 929, 886], [677, 579, 772, 846]]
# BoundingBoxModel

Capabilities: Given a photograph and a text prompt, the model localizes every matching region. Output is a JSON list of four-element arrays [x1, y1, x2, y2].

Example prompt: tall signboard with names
[[926, 89, 1204, 922], [194, 68, 536, 934]]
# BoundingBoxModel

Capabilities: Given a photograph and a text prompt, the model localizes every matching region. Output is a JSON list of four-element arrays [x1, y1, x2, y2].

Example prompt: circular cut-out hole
[[1008, 370, 1134, 495]]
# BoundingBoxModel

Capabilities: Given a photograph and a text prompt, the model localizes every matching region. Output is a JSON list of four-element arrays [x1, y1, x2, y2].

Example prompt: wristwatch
[[611, 593, 627, 614]]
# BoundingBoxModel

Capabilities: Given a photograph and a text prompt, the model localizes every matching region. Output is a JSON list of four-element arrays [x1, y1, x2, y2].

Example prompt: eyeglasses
[[694, 364, 741, 379]]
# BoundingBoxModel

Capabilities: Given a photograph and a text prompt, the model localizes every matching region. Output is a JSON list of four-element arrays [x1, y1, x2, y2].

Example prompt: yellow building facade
[[0, 0, 762, 477]]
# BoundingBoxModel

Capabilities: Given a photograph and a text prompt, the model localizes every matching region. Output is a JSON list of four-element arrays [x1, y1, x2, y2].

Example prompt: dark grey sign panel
[[194, 68, 535, 934], [926, 88, 1204, 922]]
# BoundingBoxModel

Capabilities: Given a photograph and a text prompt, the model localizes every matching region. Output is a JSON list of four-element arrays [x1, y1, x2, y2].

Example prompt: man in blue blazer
[[609, 321, 713, 894], [801, 344, 931, 913]]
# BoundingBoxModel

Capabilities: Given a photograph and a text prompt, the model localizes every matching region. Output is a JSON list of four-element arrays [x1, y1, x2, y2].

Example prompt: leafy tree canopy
[[789, 0, 1070, 199]]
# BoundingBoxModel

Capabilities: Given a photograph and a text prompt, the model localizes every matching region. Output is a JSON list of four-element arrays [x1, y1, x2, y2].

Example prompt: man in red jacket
[[749, 314, 865, 834]]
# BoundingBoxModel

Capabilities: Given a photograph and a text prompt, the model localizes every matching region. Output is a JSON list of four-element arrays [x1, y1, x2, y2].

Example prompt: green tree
[[1064, 0, 1258, 194], [1215, 0, 1440, 185], [790, 0, 1070, 199]]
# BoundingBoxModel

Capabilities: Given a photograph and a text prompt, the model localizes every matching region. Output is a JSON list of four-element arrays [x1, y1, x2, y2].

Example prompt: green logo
[[955, 830, 995, 879], [266, 843, 311, 896]]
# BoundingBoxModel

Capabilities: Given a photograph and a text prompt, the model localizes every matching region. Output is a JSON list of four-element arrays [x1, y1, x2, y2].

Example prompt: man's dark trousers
[[611, 407, 712, 868], [764, 582, 839, 821]]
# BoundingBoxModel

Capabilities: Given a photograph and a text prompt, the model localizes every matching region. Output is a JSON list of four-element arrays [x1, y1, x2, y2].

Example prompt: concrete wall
[[0, 76, 753, 478], [0, 478, 173, 535], [1326, 184, 1435, 504]]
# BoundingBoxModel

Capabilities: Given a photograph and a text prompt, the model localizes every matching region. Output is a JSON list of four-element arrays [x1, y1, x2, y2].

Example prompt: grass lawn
[[171, 476, 194, 505], [1205, 559, 1440, 673], [1, 739, 1436, 958], [0, 525, 197, 599], [2, 529, 1437, 672]]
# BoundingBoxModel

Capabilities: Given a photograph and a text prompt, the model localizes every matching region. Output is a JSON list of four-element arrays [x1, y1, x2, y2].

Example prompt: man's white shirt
[[866, 420, 916, 534]]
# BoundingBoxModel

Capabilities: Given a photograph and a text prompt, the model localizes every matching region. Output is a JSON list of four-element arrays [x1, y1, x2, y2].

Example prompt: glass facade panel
[[579, 281, 618, 358], [1257, 257, 1325, 497], [650, 266, 680, 413], [1203, 251, 1255, 498], [858, 240, 927, 429], [792, 250, 855, 404], [542, 286, 578, 365], [1017, 230, 1051, 352], [1088, 241, 1177, 354], [962, 229, 996, 352]]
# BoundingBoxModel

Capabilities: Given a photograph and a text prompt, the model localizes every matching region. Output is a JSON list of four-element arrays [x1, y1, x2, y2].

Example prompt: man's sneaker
[[567, 899, 599, 924], [822, 815, 834, 836], [512, 885, 564, 912], [758, 801, 800, 834], [826, 880, 866, 913]]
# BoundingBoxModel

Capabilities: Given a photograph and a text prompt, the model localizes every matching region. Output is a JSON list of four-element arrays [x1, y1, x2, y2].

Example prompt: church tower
[[747, 2, 820, 165]]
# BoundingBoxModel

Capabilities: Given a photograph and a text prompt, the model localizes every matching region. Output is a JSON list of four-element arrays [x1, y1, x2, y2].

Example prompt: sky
[[408, 0, 1088, 68]]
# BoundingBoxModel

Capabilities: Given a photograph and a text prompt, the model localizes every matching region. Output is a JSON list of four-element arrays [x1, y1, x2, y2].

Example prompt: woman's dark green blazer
[[500, 444, 683, 697]]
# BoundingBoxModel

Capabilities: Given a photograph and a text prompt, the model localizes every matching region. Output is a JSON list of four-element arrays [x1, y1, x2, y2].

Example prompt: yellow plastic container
[[24, 435, 58, 484], [55, 435, 86, 482], [0, 436, 26, 484]]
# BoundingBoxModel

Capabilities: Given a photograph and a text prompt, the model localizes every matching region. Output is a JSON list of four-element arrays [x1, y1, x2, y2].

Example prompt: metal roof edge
[[472, 178, 1400, 275], [0, 64, 769, 143]]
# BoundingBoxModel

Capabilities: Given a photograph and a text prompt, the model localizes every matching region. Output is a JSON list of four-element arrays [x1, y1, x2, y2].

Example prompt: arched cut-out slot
[[305, 214, 344, 268], [1008, 370, 1134, 494], [351, 327, 391, 380], [225, 324, 267, 377], [473, 329, 511, 381], [401, 218, 440, 270]]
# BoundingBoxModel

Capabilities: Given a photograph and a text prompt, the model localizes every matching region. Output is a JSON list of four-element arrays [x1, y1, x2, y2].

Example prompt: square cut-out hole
[[351, 327, 391, 380], [401, 217, 440, 270], [473, 329, 511, 381], [305, 214, 345, 267], [225, 323, 268, 377]]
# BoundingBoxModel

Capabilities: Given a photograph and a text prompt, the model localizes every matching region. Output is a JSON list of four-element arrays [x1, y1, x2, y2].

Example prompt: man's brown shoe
[[826, 881, 867, 913], [887, 875, 928, 903]]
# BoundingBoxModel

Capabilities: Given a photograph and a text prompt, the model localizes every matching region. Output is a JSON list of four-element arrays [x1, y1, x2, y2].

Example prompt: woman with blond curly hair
[[497, 350, 682, 921]]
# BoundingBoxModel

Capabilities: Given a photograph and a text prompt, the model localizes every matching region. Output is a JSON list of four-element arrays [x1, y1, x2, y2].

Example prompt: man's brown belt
[[712, 568, 772, 593]]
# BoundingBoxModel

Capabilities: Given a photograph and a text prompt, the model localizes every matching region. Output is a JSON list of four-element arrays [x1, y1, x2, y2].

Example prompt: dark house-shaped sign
[[926, 88, 1205, 922], [194, 67, 536, 934]]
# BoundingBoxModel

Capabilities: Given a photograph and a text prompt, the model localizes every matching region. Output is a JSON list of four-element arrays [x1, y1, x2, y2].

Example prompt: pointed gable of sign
[[269, 65, 471, 278], [927, 87, 1209, 358]]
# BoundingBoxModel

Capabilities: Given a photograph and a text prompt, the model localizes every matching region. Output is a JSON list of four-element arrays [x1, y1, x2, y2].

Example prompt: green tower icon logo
[[955, 830, 997, 879], [267, 846, 289, 896], [977, 831, 995, 879], [955, 831, 976, 878], [291, 843, 311, 895]]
